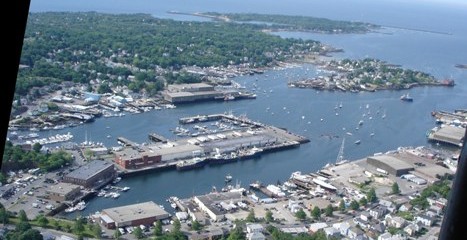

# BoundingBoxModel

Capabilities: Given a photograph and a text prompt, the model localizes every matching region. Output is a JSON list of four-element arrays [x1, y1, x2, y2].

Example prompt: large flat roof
[[102, 201, 169, 224], [66, 160, 113, 180], [367, 155, 414, 170], [47, 182, 80, 195]]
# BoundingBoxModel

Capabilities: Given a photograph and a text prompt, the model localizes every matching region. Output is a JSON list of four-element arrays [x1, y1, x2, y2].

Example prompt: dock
[[148, 133, 168, 143], [117, 137, 137, 147]]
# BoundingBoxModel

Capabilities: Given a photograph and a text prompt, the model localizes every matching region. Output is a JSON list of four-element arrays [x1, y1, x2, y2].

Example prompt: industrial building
[[46, 182, 81, 202], [427, 125, 465, 147], [62, 160, 116, 188], [100, 201, 169, 229], [366, 155, 414, 176], [194, 192, 244, 222], [114, 144, 204, 169], [163, 83, 223, 103]]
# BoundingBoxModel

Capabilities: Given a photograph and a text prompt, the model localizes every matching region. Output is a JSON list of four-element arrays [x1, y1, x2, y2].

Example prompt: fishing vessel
[[176, 157, 207, 171], [225, 173, 233, 183], [400, 93, 413, 102]]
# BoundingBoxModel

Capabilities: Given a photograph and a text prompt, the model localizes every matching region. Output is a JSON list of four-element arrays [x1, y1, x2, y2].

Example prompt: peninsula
[[288, 58, 455, 92]]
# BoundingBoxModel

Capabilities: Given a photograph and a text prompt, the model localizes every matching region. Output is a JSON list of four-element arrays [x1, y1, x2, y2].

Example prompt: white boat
[[225, 174, 233, 182], [76, 201, 86, 211], [113, 177, 122, 184], [121, 186, 130, 192], [312, 178, 337, 191], [354, 140, 361, 145], [111, 192, 120, 198], [358, 120, 364, 126]]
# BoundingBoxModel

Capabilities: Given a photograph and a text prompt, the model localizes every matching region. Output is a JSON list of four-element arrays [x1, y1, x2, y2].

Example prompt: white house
[[247, 232, 265, 240], [246, 223, 264, 234]]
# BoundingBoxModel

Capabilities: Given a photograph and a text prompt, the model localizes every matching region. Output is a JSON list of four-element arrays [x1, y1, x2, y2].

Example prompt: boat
[[76, 201, 86, 211], [312, 178, 337, 191], [176, 157, 207, 171], [121, 187, 130, 192], [354, 140, 361, 145], [400, 93, 413, 102], [224, 95, 235, 101], [112, 177, 122, 184], [225, 174, 233, 183], [358, 120, 364, 126], [65, 205, 76, 213]]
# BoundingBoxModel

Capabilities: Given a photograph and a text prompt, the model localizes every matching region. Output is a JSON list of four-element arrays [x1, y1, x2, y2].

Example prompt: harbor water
[[25, 0, 467, 217]]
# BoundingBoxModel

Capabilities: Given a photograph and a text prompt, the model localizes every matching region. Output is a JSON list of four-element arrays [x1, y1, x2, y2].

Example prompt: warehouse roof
[[367, 155, 414, 170], [102, 201, 169, 224], [65, 160, 113, 180]]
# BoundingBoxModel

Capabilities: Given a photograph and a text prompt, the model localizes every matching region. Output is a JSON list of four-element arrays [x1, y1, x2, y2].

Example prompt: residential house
[[370, 206, 387, 219], [246, 223, 264, 234], [416, 214, 435, 227], [353, 217, 369, 229], [309, 222, 328, 234], [361, 212, 372, 222], [379, 199, 396, 212], [398, 203, 412, 212], [371, 222, 386, 233], [385, 215, 407, 228], [426, 210, 437, 219], [333, 222, 351, 236], [347, 226, 364, 239], [378, 233, 407, 240], [429, 205, 443, 215], [247, 232, 266, 240], [323, 227, 340, 238], [404, 224, 418, 237]]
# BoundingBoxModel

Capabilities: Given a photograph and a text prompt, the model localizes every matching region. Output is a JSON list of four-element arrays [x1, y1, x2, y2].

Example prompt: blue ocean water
[[26, 0, 467, 216]]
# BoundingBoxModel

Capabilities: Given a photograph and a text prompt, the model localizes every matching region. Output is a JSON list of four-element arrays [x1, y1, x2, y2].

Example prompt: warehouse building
[[114, 144, 203, 169], [367, 155, 414, 176], [194, 192, 243, 222], [163, 83, 223, 103], [46, 182, 81, 202], [100, 201, 169, 229], [62, 160, 116, 189]]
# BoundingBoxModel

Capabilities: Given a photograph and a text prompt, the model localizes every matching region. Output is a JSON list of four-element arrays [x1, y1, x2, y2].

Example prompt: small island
[[288, 58, 455, 92], [455, 64, 467, 69]]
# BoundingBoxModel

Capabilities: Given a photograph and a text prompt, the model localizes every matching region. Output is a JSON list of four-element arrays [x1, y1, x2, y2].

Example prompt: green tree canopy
[[311, 206, 320, 220]]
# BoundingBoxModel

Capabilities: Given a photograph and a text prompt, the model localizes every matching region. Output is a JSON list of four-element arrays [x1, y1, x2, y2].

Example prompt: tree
[[16, 221, 32, 233], [172, 219, 181, 234], [246, 209, 256, 222], [33, 143, 42, 152], [154, 220, 163, 236], [113, 229, 121, 240], [311, 206, 320, 220], [325, 204, 334, 217], [0, 207, 9, 224], [295, 208, 307, 221], [19, 229, 43, 240], [98, 82, 112, 94], [227, 225, 244, 240], [133, 227, 144, 239], [73, 217, 85, 235], [339, 200, 346, 213], [350, 200, 360, 210], [392, 182, 401, 195], [265, 209, 274, 223], [359, 197, 368, 206], [91, 224, 102, 239], [366, 188, 377, 203], [191, 220, 202, 231], [36, 214, 49, 228], [18, 209, 28, 222]]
